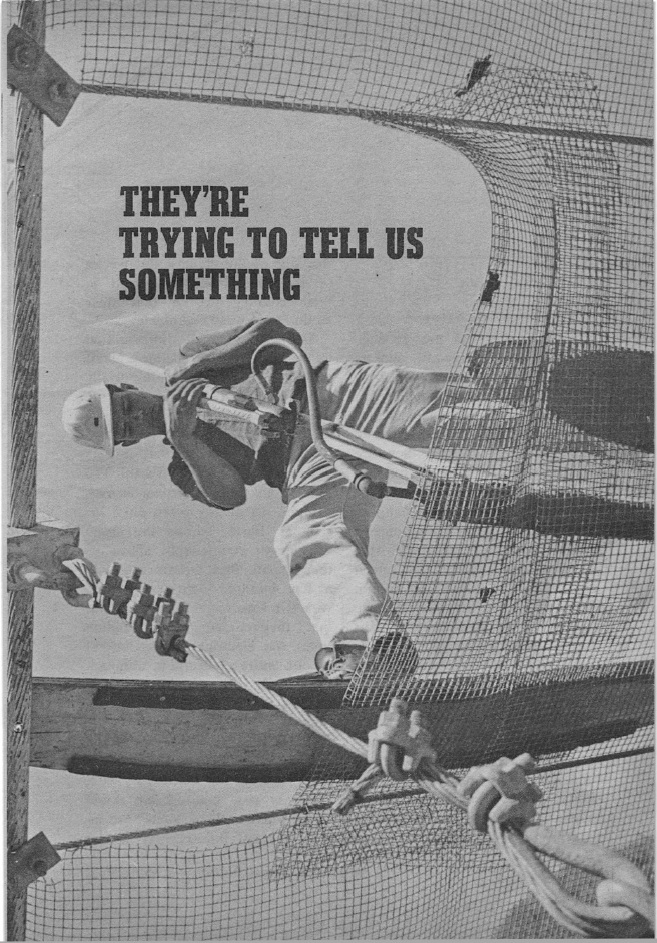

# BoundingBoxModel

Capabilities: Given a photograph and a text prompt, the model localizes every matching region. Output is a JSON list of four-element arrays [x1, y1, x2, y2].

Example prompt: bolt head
[[11, 41, 38, 71], [32, 858, 48, 877]]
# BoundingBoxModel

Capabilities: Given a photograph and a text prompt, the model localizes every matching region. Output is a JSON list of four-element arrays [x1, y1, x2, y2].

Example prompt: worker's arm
[[164, 318, 303, 385], [165, 380, 246, 509]]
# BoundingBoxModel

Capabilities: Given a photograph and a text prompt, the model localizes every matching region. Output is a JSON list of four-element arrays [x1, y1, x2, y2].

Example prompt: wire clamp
[[8, 832, 60, 890], [154, 602, 190, 662], [458, 752, 543, 833], [127, 585, 157, 638], [367, 698, 437, 782], [98, 565, 143, 617]]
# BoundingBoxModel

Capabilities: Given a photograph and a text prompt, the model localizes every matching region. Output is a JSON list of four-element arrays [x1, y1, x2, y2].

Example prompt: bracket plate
[[7, 24, 80, 126], [7, 518, 80, 592], [8, 832, 61, 890]]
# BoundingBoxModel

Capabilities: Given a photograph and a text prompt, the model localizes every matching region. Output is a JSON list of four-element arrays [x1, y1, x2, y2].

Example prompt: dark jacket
[[165, 319, 312, 507]]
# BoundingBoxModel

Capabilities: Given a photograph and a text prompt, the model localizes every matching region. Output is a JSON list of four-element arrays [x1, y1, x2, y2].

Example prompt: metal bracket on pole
[[7, 516, 81, 592], [7, 515, 104, 609], [7, 24, 80, 125], [8, 832, 61, 890]]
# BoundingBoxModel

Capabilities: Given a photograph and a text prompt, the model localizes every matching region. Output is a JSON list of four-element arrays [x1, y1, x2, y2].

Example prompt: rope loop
[[457, 753, 543, 833], [596, 878, 656, 926], [519, 822, 655, 932]]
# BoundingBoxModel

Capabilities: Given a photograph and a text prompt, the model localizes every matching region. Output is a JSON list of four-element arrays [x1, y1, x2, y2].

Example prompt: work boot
[[314, 633, 419, 681], [314, 643, 367, 681]]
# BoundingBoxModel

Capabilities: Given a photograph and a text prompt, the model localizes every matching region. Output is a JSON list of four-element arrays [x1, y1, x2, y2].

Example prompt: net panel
[[48, 0, 651, 142], [356, 131, 653, 701], [26, 0, 654, 938], [27, 754, 655, 939]]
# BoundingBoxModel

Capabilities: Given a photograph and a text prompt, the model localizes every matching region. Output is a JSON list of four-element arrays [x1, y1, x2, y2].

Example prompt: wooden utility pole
[[6, 2, 44, 938]]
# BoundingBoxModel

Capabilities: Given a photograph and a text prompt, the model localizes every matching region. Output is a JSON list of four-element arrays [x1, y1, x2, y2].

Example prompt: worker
[[62, 318, 509, 680]]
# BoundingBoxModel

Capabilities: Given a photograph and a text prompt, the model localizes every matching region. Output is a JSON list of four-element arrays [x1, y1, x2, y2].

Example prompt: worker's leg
[[275, 448, 387, 648], [318, 361, 523, 451], [316, 361, 451, 449], [274, 360, 511, 651], [276, 360, 458, 648]]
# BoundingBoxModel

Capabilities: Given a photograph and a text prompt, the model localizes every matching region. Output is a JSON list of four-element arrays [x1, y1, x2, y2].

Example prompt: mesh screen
[[48, 0, 652, 143], [27, 0, 654, 938], [27, 754, 656, 939]]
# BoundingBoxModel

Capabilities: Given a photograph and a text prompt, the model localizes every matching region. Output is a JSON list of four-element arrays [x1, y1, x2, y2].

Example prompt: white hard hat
[[61, 384, 114, 456]]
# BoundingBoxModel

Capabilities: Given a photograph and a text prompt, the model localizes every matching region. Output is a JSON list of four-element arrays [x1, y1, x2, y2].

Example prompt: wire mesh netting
[[22, 0, 654, 938], [26, 754, 656, 939]]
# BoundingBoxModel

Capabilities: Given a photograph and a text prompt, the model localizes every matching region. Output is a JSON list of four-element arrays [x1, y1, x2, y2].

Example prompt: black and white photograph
[[4, 0, 654, 939]]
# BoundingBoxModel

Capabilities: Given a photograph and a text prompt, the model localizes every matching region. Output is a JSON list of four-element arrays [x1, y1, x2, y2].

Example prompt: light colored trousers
[[274, 361, 457, 649]]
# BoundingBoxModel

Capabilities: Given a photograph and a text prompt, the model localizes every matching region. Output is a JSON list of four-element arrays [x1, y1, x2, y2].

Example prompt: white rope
[[185, 642, 368, 760], [182, 639, 654, 938]]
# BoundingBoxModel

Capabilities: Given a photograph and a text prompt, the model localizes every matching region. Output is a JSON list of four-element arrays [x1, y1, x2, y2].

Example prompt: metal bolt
[[32, 858, 48, 877], [48, 80, 68, 103], [13, 724, 23, 734], [11, 41, 38, 71]]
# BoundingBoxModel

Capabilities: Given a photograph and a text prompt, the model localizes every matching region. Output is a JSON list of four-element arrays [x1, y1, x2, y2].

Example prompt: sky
[[34, 66, 490, 684], [18, 22, 491, 850]]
